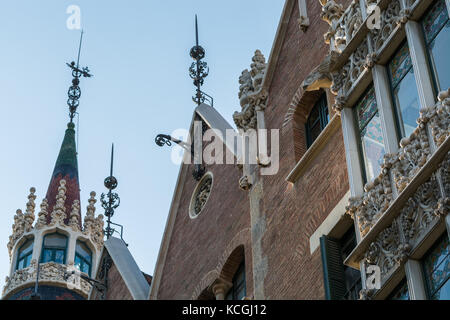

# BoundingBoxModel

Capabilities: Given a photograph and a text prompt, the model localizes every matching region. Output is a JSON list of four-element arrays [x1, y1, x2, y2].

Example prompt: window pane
[[424, 234, 450, 299], [393, 68, 420, 137], [19, 240, 33, 258], [42, 249, 53, 263], [423, 0, 449, 44], [76, 242, 92, 263], [428, 24, 450, 91], [432, 279, 450, 300], [389, 43, 421, 138], [17, 259, 24, 270], [81, 262, 90, 275], [389, 280, 409, 300], [44, 234, 67, 248], [24, 255, 32, 268], [74, 255, 82, 271], [356, 87, 385, 181], [54, 250, 65, 264]]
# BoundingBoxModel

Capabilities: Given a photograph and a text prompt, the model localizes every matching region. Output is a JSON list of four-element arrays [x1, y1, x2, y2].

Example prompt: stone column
[[372, 64, 400, 154], [405, 21, 436, 111], [211, 279, 232, 300], [405, 259, 428, 300], [341, 108, 365, 242]]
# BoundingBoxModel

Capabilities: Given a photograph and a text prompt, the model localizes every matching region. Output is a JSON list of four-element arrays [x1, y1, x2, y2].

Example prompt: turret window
[[41, 233, 67, 264], [75, 241, 92, 276], [16, 239, 33, 270]]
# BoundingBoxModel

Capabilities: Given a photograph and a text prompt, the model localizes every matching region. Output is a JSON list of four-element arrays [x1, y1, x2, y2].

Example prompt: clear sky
[[0, 0, 284, 286]]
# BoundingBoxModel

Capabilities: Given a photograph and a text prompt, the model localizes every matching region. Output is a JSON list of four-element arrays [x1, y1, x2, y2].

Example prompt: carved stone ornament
[[3, 260, 92, 298], [346, 91, 450, 237], [233, 50, 267, 131], [83, 191, 104, 250], [190, 173, 213, 218]]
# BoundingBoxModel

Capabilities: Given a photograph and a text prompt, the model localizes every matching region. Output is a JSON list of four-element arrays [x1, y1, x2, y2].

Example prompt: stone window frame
[[189, 171, 214, 219], [338, 0, 450, 299]]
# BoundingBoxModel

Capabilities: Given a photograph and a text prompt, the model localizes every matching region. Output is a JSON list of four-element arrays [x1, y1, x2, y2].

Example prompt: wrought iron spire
[[67, 30, 92, 123], [189, 15, 213, 106], [101, 144, 120, 239]]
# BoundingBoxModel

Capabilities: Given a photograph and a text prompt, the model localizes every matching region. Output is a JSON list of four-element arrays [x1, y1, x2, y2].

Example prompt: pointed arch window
[[41, 233, 68, 264], [16, 239, 34, 270], [226, 262, 246, 300], [75, 241, 92, 276]]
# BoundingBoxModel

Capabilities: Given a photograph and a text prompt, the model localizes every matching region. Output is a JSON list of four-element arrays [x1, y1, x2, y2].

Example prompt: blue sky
[[0, 0, 284, 286]]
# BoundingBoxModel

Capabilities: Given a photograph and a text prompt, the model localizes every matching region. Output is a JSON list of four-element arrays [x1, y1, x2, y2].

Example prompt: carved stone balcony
[[344, 90, 450, 298], [3, 260, 92, 298]]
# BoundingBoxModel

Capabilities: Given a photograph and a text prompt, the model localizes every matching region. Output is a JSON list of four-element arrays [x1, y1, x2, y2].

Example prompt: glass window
[[423, 234, 449, 300], [75, 241, 92, 276], [388, 42, 420, 138], [16, 239, 34, 270], [306, 94, 329, 147], [422, 0, 450, 93], [355, 86, 386, 182], [388, 279, 409, 300], [341, 228, 362, 300], [41, 233, 67, 264], [226, 262, 246, 300]]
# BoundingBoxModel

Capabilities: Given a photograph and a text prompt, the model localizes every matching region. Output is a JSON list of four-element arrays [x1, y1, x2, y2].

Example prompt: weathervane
[[67, 30, 92, 123], [189, 15, 213, 106], [101, 144, 121, 239]]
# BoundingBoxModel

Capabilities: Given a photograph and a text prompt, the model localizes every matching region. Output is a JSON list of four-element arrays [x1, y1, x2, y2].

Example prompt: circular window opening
[[189, 172, 213, 219]]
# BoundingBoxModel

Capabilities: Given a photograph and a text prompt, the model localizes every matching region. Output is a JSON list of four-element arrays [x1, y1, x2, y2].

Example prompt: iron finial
[[67, 30, 92, 123], [189, 15, 213, 106], [101, 144, 120, 239]]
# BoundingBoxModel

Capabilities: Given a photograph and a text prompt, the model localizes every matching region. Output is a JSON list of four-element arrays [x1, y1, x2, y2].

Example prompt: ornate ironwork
[[66, 31, 92, 123], [189, 15, 212, 106], [100, 144, 121, 239]]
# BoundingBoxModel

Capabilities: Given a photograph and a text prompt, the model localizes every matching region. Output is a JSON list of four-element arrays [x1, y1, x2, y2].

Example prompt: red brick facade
[[153, 0, 352, 300]]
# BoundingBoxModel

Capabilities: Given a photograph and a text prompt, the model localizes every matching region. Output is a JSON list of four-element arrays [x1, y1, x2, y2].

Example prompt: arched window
[[41, 233, 68, 264], [16, 239, 34, 270], [226, 262, 246, 300], [75, 241, 92, 276], [305, 94, 329, 148]]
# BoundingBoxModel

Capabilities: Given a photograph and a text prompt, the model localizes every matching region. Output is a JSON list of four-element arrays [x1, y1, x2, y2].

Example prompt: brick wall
[[259, 0, 350, 299], [155, 0, 353, 300], [157, 157, 253, 299]]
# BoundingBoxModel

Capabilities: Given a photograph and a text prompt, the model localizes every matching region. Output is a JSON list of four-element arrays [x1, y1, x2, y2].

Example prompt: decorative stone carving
[[391, 125, 431, 193], [370, 0, 401, 53], [83, 191, 104, 250], [442, 153, 450, 198], [321, 0, 362, 53], [24, 187, 36, 232], [35, 198, 49, 229], [363, 220, 405, 280], [302, 52, 339, 92], [191, 173, 213, 217], [347, 163, 393, 236], [69, 200, 81, 232], [239, 175, 252, 191], [50, 179, 67, 226], [7, 210, 25, 259], [233, 50, 267, 131], [419, 88, 450, 147], [399, 175, 441, 245], [2, 260, 92, 298]]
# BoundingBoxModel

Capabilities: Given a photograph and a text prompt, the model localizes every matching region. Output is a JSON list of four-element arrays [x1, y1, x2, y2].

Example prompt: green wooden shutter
[[320, 235, 347, 300]]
